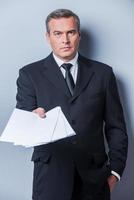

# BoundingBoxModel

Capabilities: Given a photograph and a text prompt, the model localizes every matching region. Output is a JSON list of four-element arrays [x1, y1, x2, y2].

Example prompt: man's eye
[[68, 31, 76, 35], [54, 32, 61, 36]]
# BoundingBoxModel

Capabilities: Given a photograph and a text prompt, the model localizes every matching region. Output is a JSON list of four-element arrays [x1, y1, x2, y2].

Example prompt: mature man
[[16, 9, 128, 200]]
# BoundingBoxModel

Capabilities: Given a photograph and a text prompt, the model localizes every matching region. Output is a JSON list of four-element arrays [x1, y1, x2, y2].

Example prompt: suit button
[[71, 120, 76, 125]]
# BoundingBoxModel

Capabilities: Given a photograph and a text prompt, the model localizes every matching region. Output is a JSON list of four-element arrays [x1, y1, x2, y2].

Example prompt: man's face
[[46, 17, 81, 62]]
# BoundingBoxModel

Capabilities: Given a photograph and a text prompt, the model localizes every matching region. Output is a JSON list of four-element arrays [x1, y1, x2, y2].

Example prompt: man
[[16, 9, 128, 200]]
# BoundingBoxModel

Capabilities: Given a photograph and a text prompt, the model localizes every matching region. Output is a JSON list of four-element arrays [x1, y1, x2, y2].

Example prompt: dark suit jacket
[[16, 53, 128, 200]]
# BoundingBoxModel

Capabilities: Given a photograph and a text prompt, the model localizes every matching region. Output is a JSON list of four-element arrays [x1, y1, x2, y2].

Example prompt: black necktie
[[61, 63, 75, 96]]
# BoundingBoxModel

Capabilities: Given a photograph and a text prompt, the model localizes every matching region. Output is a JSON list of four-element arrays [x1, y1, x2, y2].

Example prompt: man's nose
[[62, 33, 70, 43]]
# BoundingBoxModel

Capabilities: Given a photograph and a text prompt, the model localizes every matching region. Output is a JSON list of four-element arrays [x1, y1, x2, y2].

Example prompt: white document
[[0, 107, 76, 147]]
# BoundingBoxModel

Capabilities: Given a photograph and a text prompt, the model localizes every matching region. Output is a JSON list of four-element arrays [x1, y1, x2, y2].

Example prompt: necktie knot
[[61, 63, 73, 71]]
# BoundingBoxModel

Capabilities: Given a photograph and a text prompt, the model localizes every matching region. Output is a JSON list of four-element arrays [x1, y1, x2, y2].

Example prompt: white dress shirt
[[53, 53, 78, 84]]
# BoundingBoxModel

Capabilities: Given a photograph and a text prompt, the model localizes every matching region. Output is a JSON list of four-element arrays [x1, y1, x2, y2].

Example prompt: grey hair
[[46, 9, 80, 34]]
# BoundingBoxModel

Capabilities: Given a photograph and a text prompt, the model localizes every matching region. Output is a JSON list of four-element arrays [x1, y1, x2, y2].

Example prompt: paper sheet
[[0, 107, 76, 147]]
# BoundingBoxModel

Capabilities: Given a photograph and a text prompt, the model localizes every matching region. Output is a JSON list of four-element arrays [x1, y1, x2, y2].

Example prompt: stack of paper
[[0, 107, 76, 147]]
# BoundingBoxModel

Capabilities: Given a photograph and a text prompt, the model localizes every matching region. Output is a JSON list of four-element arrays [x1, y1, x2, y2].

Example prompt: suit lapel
[[70, 55, 94, 102], [43, 54, 71, 97]]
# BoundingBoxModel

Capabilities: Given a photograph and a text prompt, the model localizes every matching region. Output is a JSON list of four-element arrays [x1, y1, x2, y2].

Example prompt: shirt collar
[[53, 52, 78, 68]]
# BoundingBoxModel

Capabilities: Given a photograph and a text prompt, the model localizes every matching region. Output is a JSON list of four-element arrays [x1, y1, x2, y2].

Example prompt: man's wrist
[[111, 170, 120, 181]]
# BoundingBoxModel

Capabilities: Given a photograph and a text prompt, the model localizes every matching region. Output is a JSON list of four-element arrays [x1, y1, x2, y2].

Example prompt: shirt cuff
[[111, 170, 120, 181]]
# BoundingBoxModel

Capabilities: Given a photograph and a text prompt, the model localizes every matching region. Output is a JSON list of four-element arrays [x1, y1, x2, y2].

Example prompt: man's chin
[[58, 52, 76, 61]]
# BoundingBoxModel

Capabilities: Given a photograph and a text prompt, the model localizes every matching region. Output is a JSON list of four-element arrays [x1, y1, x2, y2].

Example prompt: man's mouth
[[62, 47, 71, 51]]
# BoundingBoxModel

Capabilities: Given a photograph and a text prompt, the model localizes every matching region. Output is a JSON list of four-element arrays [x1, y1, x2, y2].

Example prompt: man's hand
[[107, 175, 118, 192], [32, 107, 46, 118]]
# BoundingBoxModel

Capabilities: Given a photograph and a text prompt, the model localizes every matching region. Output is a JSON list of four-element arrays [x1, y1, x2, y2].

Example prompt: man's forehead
[[48, 17, 78, 31], [48, 17, 76, 25]]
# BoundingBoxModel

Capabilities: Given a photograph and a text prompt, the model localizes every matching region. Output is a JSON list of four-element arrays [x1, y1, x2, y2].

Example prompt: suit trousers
[[71, 167, 110, 200]]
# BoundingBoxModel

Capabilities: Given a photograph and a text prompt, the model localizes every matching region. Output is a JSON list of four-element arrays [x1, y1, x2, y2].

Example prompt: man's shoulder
[[19, 54, 52, 73], [79, 54, 113, 73], [20, 58, 45, 72]]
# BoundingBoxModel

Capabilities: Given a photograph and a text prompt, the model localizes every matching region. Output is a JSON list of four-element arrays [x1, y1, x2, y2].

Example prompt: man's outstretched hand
[[32, 107, 46, 118]]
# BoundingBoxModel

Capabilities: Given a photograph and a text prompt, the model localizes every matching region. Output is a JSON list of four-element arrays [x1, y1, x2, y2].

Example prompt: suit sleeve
[[104, 69, 128, 177], [16, 68, 37, 111]]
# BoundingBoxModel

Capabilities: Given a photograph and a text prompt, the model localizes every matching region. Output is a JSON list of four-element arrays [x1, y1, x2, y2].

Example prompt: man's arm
[[16, 68, 46, 116], [16, 68, 37, 111], [104, 69, 128, 190]]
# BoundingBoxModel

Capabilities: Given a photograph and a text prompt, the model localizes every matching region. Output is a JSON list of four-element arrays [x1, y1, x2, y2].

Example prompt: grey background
[[0, 0, 134, 199]]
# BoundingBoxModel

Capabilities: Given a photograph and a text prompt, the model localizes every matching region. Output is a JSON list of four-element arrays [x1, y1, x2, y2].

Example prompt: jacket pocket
[[31, 152, 51, 163], [87, 153, 110, 187], [93, 153, 108, 167]]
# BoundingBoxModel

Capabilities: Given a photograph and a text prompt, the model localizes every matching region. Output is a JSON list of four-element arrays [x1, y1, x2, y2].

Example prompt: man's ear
[[46, 32, 50, 43]]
